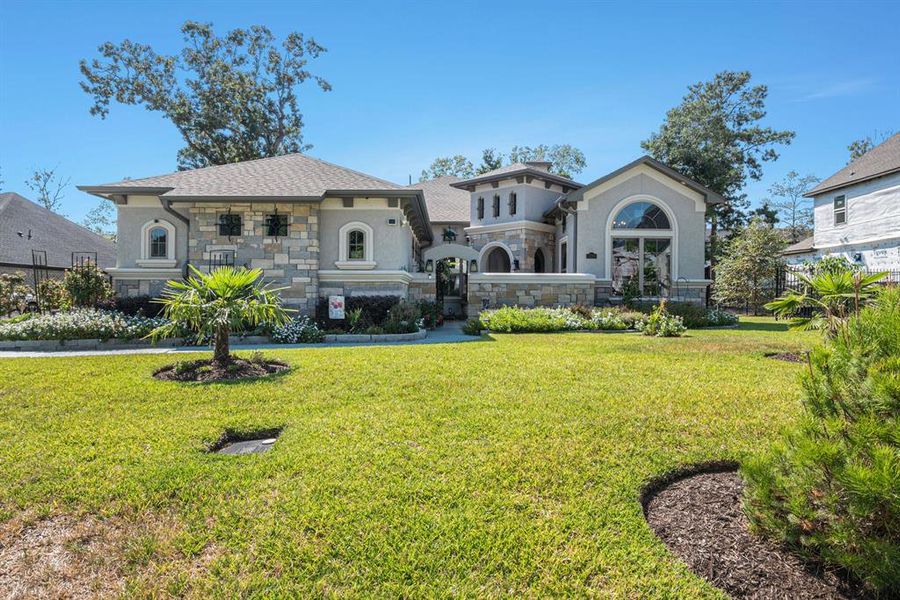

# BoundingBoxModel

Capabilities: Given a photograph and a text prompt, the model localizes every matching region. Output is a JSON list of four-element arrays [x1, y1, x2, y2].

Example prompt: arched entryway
[[485, 247, 511, 273], [534, 248, 546, 273], [422, 243, 480, 318]]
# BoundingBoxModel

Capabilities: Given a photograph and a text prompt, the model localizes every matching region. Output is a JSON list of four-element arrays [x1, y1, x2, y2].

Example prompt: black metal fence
[[775, 266, 900, 296]]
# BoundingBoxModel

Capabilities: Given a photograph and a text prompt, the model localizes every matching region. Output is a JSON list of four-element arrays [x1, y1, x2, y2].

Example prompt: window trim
[[138, 219, 176, 268], [336, 221, 376, 269], [604, 195, 679, 281], [833, 195, 847, 227]]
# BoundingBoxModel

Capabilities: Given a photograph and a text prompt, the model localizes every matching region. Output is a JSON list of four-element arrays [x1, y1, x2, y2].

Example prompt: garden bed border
[[0, 329, 427, 351]]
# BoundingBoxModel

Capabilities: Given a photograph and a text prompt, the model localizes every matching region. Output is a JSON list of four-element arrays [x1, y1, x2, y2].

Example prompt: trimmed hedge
[[97, 295, 166, 318], [315, 295, 401, 331]]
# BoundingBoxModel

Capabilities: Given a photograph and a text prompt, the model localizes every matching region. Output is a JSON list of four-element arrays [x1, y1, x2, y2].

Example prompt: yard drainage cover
[[217, 438, 276, 455], [213, 430, 281, 455]]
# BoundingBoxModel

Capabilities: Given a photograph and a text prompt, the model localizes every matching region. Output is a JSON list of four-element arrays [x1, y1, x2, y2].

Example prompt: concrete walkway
[[0, 321, 478, 359]]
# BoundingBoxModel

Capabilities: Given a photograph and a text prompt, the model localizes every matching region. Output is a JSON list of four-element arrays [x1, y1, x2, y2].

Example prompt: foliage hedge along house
[[79, 154, 723, 317]]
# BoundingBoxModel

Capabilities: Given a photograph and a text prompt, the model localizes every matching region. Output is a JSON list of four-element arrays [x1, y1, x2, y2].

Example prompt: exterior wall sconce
[[425, 259, 434, 273], [469, 259, 478, 273], [513, 259, 520, 271]]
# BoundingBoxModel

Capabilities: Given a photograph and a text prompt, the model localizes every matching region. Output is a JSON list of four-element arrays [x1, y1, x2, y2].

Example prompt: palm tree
[[149, 266, 293, 366], [765, 267, 887, 336]]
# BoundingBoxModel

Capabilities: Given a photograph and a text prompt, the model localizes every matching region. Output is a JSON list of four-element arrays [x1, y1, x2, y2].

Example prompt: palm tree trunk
[[213, 326, 231, 367]]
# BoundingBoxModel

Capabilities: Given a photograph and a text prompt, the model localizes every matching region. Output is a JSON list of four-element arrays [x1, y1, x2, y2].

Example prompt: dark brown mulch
[[153, 358, 289, 382], [644, 467, 869, 599], [765, 351, 805, 363]]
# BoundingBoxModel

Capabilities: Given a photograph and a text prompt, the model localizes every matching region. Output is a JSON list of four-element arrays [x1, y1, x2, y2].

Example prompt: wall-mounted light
[[425, 259, 434, 273], [470, 259, 478, 273], [513, 259, 520, 271]]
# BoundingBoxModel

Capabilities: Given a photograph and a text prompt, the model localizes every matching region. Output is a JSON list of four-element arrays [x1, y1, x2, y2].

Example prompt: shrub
[[97, 294, 165, 318], [315, 295, 400, 331], [461, 318, 483, 336], [37, 278, 68, 311], [590, 310, 628, 330], [383, 301, 422, 334], [705, 307, 739, 327], [418, 300, 441, 329], [0, 272, 32, 316], [663, 302, 739, 328], [63, 263, 113, 308], [742, 287, 900, 593], [479, 306, 571, 333], [271, 315, 324, 344], [639, 301, 686, 337], [0, 309, 166, 341]]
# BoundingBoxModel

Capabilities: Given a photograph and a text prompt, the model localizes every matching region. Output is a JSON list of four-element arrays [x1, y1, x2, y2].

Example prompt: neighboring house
[[0, 192, 116, 281], [782, 235, 816, 265], [798, 132, 900, 270], [79, 153, 721, 316]]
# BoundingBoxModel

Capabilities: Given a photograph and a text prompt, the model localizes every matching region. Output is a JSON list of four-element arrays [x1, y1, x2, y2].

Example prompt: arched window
[[534, 248, 545, 273], [611, 201, 671, 229], [139, 219, 176, 267], [348, 229, 366, 260], [149, 227, 168, 258], [337, 221, 376, 269], [608, 199, 675, 297]]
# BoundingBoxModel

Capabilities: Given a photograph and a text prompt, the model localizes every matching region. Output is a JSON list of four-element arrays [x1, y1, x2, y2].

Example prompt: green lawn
[[0, 318, 817, 597]]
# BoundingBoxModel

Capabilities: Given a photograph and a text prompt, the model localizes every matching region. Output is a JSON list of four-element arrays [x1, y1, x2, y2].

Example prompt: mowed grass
[[0, 318, 816, 597]]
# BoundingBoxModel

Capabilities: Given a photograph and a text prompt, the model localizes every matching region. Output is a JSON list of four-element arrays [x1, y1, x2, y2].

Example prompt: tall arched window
[[139, 219, 176, 267], [149, 227, 168, 258], [337, 221, 376, 269], [609, 199, 674, 297], [348, 229, 365, 260]]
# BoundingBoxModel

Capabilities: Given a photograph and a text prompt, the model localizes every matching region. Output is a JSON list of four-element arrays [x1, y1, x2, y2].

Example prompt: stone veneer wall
[[593, 281, 709, 305], [318, 280, 408, 299], [187, 202, 319, 313], [468, 228, 555, 272], [407, 276, 436, 303], [115, 278, 169, 298], [466, 278, 594, 317]]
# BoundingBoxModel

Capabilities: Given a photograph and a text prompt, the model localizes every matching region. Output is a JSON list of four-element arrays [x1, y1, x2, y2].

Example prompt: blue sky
[[1, 0, 898, 222]]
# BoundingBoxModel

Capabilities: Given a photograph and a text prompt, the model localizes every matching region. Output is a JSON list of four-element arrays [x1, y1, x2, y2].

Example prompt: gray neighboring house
[[0, 192, 116, 281], [80, 152, 721, 317], [794, 132, 900, 270]]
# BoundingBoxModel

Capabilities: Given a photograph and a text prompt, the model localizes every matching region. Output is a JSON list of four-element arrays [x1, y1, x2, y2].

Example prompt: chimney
[[524, 160, 551, 172]]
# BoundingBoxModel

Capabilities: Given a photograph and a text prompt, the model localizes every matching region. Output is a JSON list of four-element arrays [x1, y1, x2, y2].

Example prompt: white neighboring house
[[785, 133, 900, 270]]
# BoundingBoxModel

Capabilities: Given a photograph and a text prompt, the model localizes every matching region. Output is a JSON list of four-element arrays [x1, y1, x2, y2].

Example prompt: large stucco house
[[784, 132, 900, 270], [79, 153, 722, 317]]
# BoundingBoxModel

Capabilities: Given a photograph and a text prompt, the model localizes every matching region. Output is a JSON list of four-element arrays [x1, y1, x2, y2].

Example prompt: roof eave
[[803, 166, 900, 198], [450, 169, 583, 191]]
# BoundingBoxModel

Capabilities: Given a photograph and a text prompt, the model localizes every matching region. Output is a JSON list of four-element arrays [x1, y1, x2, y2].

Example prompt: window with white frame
[[149, 227, 168, 258], [139, 219, 176, 267], [609, 200, 673, 297], [336, 221, 375, 269], [833, 195, 846, 226]]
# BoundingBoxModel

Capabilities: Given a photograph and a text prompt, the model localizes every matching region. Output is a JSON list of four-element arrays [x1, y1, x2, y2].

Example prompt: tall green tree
[[80, 21, 331, 170], [642, 71, 795, 268], [476, 148, 504, 175], [769, 171, 819, 242], [712, 217, 786, 314], [419, 155, 474, 181], [748, 200, 779, 227]]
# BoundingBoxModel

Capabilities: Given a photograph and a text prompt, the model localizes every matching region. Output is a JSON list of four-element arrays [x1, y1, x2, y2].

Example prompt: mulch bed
[[643, 465, 869, 599], [765, 351, 805, 363], [153, 357, 289, 382]]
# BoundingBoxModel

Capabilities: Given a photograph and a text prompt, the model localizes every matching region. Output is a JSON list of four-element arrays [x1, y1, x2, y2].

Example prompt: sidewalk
[[0, 321, 478, 359]]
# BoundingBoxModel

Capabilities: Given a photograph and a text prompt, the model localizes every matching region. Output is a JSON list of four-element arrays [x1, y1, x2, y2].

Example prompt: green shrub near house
[[0, 309, 166, 341], [742, 286, 900, 593]]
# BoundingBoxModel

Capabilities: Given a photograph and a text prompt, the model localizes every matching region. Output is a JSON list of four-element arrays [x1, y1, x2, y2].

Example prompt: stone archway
[[485, 247, 511, 273]]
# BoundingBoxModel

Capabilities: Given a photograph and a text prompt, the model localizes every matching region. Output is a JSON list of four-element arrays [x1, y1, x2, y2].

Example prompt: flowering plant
[[0, 309, 167, 341]]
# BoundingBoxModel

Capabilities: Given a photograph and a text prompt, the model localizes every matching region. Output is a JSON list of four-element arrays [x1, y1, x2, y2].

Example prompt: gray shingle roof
[[451, 162, 583, 190], [404, 176, 470, 223], [806, 133, 900, 196], [80, 153, 403, 199], [782, 235, 814, 255], [0, 192, 116, 269]]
